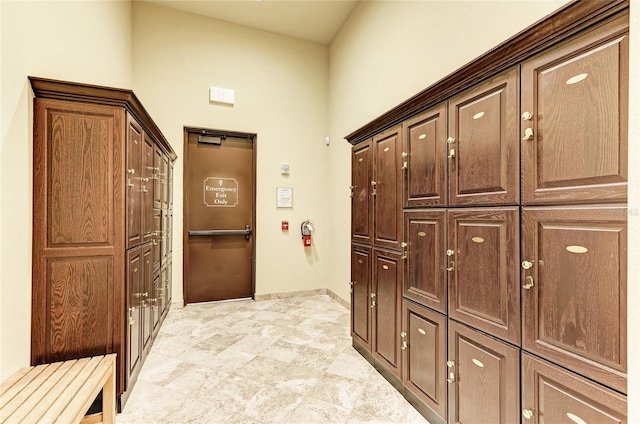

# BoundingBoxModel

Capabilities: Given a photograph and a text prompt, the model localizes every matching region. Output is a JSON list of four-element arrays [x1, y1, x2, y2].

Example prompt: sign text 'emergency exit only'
[[203, 177, 238, 207]]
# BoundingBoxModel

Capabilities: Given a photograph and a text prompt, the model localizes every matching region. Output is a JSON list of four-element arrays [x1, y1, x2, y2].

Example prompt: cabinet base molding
[[404, 387, 446, 424]]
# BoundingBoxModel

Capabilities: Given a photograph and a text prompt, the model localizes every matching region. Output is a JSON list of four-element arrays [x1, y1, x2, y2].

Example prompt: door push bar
[[188, 224, 252, 240]]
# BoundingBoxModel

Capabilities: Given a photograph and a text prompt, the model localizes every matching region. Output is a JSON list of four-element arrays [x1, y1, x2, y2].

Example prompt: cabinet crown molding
[[345, 0, 629, 145], [28, 76, 177, 161]]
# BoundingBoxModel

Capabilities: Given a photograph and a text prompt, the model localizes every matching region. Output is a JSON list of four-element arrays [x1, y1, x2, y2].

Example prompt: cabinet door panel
[[404, 210, 446, 313], [403, 300, 447, 422], [448, 68, 519, 206], [142, 135, 154, 244], [373, 126, 403, 249], [153, 146, 163, 210], [404, 104, 447, 207], [352, 140, 373, 244], [521, 16, 628, 205], [351, 244, 372, 350], [126, 247, 142, 379], [522, 206, 627, 393], [448, 321, 519, 424], [522, 353, 626, 424], [126, 118, 143, 248], [372, 249, 402, 378], [152, 209, 161, 271], [142, 243, 153, 351], [448, 208, 520, 345]]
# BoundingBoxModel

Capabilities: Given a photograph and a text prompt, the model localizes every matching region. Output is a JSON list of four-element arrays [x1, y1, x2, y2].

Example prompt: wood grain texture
[[373, 126, 404, 250], [351, 244, 372, 350], [402, 300, 447, 422], [522, 353, 626, 423], [403, 209, 447, 313], [29, 77, 176, 161], [345, 0, 628, 145], [522, 205, 627, 393], [448, 320, 520, 424], [521, 14, 628, 205], [403, 103, 447, 207], [126, 117, 143, 249], [447, 207, 520, 346], [372, 249, 403, 379], [351, 140, 373, 245], [448, 68, 519, 206]]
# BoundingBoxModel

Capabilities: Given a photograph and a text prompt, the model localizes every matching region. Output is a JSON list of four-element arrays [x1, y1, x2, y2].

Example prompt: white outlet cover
[[280, 163, 290, 174]]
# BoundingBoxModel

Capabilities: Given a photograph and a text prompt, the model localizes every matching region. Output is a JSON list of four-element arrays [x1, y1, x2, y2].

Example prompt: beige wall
[[0, 0, 133, 379], [326, 0, 571, 302], [131, 2, 329, 302]]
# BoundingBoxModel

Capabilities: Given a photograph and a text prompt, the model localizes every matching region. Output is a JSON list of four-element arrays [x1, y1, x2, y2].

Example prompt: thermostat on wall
[[281, 163, 290, 175]]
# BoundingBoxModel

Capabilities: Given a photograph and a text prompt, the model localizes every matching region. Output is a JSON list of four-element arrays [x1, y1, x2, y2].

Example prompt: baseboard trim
[[253, 288, 350, 310]]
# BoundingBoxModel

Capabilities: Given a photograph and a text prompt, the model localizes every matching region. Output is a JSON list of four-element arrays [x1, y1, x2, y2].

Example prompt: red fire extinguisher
[[301, 220, 313, 247]]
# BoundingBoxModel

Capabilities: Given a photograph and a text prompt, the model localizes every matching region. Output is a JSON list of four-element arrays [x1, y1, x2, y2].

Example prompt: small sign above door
[[204, 177, 238, 207]]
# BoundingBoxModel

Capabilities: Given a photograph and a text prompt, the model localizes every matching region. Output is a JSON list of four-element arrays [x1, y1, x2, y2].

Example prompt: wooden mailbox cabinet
[[31, 77, 176, 410], [348, 2, 629, 422]]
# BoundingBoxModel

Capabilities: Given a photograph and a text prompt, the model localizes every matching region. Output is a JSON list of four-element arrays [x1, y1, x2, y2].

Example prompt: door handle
[[189, 224, 252, 240]]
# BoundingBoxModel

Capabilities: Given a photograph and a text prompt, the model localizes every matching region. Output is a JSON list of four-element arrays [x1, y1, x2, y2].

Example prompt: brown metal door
[[448, 320, 520, 424], [521, 205, 627, 393], [184, 129, 255, 303]]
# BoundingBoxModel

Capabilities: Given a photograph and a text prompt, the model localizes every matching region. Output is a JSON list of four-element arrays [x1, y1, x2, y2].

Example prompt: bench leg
[[102, 361, 116, 424]]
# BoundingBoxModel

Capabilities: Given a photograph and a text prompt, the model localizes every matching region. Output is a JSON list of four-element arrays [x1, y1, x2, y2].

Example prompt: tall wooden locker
[[30, 77, 176, 409], [403, 103, 447, 207], [447, 207, 520, 345], [403, 210, 447, 314], [372, 249, 403, 379], [447, 67, 520, 206], [521, 14, 628, 205], [351, 244, 372, 351], [521, 205, 627, 393], [447, 321, 520, 424], [351, 140, 373, 245]]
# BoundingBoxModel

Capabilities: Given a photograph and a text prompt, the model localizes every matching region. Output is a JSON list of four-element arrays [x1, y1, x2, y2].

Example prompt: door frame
[[182, 126, 257, 305]]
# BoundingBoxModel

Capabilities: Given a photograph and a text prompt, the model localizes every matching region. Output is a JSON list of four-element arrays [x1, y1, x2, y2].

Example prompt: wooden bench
[[0, 354, 116, 424]]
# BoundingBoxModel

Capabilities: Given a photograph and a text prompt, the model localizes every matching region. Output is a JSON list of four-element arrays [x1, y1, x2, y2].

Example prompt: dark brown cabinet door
[[404, 209, 447, 313], [126, 117, 143, 249], [522, 353, 627, 424], [403, 103, 447, 207], [521, 205, 627, 393], [448, 320, 520, 424], [372, 249, 403, 379], [152, 209, 161, 271], [152, 268, 161, 334], [447, 207, 520, 345], [31, 98, 123, 392], [448, 67, 519, 206], [161, 152, 169, 210], [142, 135, 154, 244], [373, 126, 403, 249], [126, 247, 142, 380], [352, 140, 373, 245], [521, 15, 628, 205], [402, 300, 447, 422], [153, 146, 163, 210], [141, 243, 153, 352], [351, 244, 372, 351]]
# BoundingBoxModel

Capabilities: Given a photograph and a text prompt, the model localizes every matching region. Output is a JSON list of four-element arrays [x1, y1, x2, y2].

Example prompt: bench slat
[[55, 356, 115, 424], [20, 357, 94, 423], [0, 361, 65, 421], [0, 367, 33, 394]]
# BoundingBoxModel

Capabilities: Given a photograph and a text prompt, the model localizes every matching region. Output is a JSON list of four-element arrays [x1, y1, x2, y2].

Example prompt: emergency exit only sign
[[203, 177, 238, 207]]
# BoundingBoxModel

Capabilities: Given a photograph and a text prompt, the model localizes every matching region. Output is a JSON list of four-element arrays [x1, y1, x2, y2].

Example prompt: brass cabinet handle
[[447, 261, 455, 271], [522, 409, 534, 420], [523, 276, 534, 290]]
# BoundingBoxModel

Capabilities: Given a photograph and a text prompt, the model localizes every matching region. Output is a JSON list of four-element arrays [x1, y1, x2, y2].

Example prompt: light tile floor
[[117, 294, 430, 424]]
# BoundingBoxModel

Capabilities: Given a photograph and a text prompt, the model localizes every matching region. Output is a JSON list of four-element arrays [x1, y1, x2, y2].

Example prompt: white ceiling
[[142, 0, 359, 45]]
